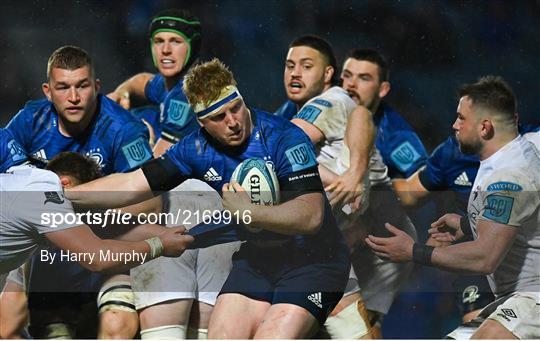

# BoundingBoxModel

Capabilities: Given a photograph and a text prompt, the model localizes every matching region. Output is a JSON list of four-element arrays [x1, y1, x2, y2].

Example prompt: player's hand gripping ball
[[229, 158, 280, 232]]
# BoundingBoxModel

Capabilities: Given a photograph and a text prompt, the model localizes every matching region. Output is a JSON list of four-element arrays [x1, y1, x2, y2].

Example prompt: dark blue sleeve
[[518, 123, 540, 134], [161, 136, 194, 177], [418, 138, 450, 191], [271, 123, 323, 201], [5, 101, 39, 151], [0, 129, 27, 172], [274, 100, 297, 121], [144, 74, 167, 105], [377, 113, 427, 178], [160, 94, 199, 144], [113, 120, 153, 172]]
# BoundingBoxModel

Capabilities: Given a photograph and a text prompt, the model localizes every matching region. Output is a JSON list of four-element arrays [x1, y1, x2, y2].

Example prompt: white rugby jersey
[[0, 165, 78, 274], [467, 136, 540, 300], [523, 130, 540, 150], [295, 86, 390, 186]]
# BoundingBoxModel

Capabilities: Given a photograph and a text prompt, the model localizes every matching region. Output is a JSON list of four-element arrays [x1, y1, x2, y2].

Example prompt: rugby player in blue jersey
[[109, 10, 237, 339], [3, 45, 154, 339], [340, 48, 427, 179], [68, 58, 351, 339], [108, 9, 201, 157]]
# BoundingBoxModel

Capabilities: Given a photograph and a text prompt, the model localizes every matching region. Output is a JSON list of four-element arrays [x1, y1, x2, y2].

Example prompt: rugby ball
[[230, 158, 280, 206]]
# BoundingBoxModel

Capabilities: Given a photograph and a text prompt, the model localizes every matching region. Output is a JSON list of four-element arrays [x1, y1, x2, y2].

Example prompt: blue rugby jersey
[[151, 109, 344, 248], [6, 94, 152, 174], [144, 73, 168, 105], [0, 128, 27, 172], [144, 74, 199, 144], [374, 103, 427, 178], [419, 124, 540, 212], [274, 100, 297, 121], [275, 100, 427, 178]]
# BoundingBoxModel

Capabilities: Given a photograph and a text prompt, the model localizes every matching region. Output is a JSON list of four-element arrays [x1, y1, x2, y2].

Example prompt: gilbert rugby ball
[[230, 158, 280, 206]]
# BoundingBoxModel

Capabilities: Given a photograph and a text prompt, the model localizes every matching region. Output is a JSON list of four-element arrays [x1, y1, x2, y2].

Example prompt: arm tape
[[412, 243, 434, 266], [460, 215, 472, 236], [141, 157, 185, 194]]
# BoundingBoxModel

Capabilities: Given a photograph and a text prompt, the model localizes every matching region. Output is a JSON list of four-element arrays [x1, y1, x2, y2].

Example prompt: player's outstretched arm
[[392, 170, 430, 206], [66, 168, 154, 210], [327, 105, 375, 208], [222, 183, 324, 235], [45, 225, 193, 273], [107, 72, 154, 109], [365, 219, 517, 274]]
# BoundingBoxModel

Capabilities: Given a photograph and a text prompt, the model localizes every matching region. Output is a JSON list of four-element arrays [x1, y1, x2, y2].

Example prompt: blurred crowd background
[[1, 0, 539, 338]]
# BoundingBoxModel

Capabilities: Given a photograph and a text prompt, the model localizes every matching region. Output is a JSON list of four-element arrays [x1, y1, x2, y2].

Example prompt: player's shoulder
[[256, 108, 302, 135], [96, 94, 147, 132], [1, 165, 61, 192], [380, 103, 412, 128], [310, 86, 355, 109], [16, 98, 51, 119], [483, 137, 540, 189], [274, 100, 297, 120]]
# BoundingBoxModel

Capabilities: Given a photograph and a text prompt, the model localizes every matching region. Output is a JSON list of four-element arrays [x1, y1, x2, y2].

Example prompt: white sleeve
[[18, 169, 80, 234], [295, 90, 352, 141], [477, 168, 539, 227]]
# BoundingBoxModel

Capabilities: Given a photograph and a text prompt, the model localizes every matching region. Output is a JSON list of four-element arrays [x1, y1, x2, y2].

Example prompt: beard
[[457, 135, 482, 155]]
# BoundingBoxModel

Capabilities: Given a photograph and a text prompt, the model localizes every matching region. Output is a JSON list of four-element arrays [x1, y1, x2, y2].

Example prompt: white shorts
[[487, 292, 540, 339], [448, 292, 540, 339], [131, 180, 241, 310]]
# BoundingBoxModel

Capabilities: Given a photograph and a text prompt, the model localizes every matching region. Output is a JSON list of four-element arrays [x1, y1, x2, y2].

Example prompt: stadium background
[[1, 0, 539, 338]]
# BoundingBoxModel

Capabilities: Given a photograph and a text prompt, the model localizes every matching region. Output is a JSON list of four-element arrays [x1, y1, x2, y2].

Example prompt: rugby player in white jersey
[[281, 35, 417, 338], [366, 76, 540, 339]]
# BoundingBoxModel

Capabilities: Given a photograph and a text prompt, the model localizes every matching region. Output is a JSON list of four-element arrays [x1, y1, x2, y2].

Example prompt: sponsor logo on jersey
[[497, 308, 517, 322], [166, 99, 191, 127], [85, 148, 104, 167], [296, 105, 322, 123], [482, 194, 514, 224], [501, 308, 517, 318], [454, 171, 472, 187], [32, 149, 48, 163], [8, 140, 26, 162], [203, 167, 222, 181], [313, 98, 332, 107], [390, 141, 421, 172], [486, 181, 523, 192], [44, 191, 65, 205], [121, 137, 152, 169], [285, 143, 317, 171], [462, 285, 480, 304], [307, 292, 323, 308]]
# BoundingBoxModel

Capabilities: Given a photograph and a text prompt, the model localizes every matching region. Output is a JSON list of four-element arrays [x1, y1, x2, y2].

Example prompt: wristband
[[144, 236, 164, 259], [460, 215, 472, 236], [412, 243, 434, 266]]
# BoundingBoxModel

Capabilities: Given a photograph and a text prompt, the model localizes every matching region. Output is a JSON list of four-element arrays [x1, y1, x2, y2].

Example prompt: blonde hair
[[183, 58, 237, 108]]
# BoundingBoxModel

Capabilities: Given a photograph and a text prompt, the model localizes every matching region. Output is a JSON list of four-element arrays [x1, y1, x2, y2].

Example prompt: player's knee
[[98, 310, 138, 339], [324, 298, 373, 339], [140, 325, 186, 340], [97, 281, 138, 339]]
